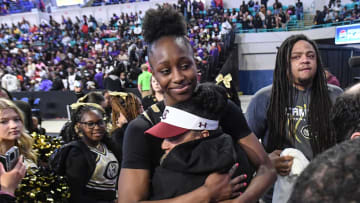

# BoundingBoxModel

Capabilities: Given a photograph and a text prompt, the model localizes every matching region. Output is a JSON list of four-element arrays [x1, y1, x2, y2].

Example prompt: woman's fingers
[[228, 163, 239, 177]]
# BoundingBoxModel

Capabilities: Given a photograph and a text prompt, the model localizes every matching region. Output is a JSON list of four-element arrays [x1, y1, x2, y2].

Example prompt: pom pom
[[15, 167, 70, 202]]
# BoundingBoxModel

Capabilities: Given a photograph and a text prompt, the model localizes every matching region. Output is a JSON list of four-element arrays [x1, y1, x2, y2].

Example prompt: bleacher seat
[[21, 97, 29, 103]]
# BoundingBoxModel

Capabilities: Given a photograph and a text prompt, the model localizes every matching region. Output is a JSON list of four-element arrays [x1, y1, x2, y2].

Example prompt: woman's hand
[[0, 155, 26, 195], [204, 163, 248, 202], [269, 150, 294, 176]]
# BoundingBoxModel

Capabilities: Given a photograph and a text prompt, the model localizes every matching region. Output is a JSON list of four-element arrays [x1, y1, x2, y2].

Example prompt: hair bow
[[70, 102, 105, 113], [77, 94, 88, 103], [77, 91, 103, 103], [108, 92, 128, 100], [215, 73, 232, 88]]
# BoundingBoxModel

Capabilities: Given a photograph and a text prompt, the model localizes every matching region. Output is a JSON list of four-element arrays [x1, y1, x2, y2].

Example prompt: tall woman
[[65, 104, 120, 203], [118, 6, 275, 203], [0, 98, 37, 169]]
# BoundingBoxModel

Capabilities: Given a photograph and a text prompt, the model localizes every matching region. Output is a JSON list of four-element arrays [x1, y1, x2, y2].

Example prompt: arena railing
[[235, 18, 360, 34]]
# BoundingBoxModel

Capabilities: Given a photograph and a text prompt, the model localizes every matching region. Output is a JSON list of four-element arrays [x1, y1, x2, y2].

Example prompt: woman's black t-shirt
[[121, 100, 251, 174]]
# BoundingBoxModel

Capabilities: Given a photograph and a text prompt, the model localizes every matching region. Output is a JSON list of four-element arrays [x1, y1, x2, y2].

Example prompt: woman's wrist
[[199, 185, 212, 203], [0, 186, 15, 197]]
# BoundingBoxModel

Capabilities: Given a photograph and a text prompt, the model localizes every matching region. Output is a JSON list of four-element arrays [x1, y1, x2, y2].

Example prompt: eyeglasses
[[79, 120, 105, 129]]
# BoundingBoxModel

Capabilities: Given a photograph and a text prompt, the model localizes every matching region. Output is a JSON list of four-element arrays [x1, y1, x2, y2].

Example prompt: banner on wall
[[56, 0, 84, 7], [335, 24, 360, 45]]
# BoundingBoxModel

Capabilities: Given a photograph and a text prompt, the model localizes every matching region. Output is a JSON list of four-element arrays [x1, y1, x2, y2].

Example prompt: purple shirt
[[210, 47, 219, 58], [94, 72, 104, 89], [39, 79, 53, 91], [197, 48, 204, 59]]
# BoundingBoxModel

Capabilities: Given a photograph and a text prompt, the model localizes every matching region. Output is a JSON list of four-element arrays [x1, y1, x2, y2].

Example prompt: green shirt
[[138, 71, 152, 91]]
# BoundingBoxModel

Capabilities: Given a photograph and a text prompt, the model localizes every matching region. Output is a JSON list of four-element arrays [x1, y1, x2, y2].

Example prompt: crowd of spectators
[[314, 0, 360, 25], [91, 0, 149, 6], [5, 0, 359, 93], [205, 0, 303, 32], [0, 0, 236, 93], [0, 0, 38, 16]]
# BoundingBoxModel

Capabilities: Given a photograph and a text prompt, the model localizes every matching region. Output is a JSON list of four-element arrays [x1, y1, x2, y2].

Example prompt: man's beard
[[297, 77, 313, 88]]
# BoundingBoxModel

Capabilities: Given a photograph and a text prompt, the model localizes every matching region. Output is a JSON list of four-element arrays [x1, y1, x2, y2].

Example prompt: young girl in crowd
[[118, 5, 275, 203], [60, 91, 109, 143], [0, 98, 37, 169], [64, 103, 120, 202]]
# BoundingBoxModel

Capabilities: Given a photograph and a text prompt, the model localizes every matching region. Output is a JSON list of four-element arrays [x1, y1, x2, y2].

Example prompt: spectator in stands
[[254, 1, 260, 13], [133, 24, 142, 37], [50, 72, 65, 91], [94, 67, 104, 89], [242, 11, 253, 30], [354, 4, 359, 15], [335, 10, 345, 22], [240, 1, 249, 13], [333, 2, 341, 12], [119, 72, 132, 89], [220, 17, 232, 36], [1, 71, 20, 92], [141, 76, 164, 110], [261, 0, 268, 9], [275, 7, 288, 28], [345, 10, 358, 21], [288, 138, 360, 203], [39, 75, 52, 91], [104, 67, 123, 92], [273, 0, 282, 9], [253, 12, 264, 31], [118, 50, 129, 70], [264, 9, 275, 29], [313, 10, 325, 25], [209, 42, 219, 58], [324, 9, 336, 23], [137, 63, 152, 98], [215, 0, 223, 9], [295, 0, 303, 20], [273, 0, 282, 15], [66, 67, 77, 91], [259, 5, 266, 21], [329, 0, 336, 8]]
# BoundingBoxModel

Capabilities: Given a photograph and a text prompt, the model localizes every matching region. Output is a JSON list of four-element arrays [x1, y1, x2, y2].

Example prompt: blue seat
[[21, 97, 29, 103], [33, 98, 41, 105]]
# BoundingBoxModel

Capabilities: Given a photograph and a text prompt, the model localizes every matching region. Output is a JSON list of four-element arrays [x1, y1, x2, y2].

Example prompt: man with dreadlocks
[[246, 34, 343, 202]]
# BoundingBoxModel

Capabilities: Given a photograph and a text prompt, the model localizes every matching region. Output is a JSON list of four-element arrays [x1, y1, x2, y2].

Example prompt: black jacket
[[150, 134, 255, 200], [0, 194, 15, 203], [65, 138, 120, 203]]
